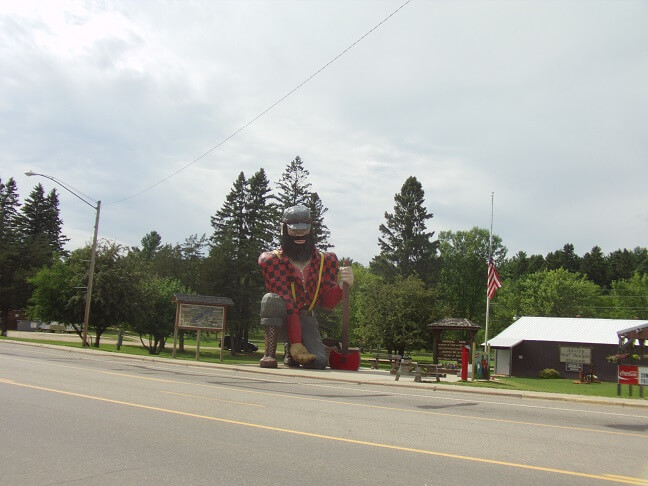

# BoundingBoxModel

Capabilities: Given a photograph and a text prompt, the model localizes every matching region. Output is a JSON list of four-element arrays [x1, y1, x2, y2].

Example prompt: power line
[[109, 0, 413, 205], [598, 295, 648, 299]]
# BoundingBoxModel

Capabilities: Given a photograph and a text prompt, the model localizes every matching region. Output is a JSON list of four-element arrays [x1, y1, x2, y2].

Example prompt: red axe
[[328, 259, 361, 371]]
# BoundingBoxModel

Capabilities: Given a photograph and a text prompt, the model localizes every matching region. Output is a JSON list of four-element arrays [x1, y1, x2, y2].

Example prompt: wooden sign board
[[178, 303, 225, 331], [171, 294, 234, 362], [559, 346, 591, 365], [437, 340, 467, 361]]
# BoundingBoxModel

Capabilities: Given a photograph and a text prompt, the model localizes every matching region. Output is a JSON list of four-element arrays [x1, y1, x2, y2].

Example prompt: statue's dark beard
[[281, 233, 315, 262]]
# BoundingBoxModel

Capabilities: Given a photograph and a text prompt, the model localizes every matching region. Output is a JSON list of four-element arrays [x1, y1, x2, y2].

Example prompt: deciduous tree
[[28, 241, 142, 346], [130, 276, 188, 354], [356, 274, 438, 356], [437, 227, 506, 321], [491, 268, 602, 337], [606, 273, 648, 319], [135, 230, 163, 261]]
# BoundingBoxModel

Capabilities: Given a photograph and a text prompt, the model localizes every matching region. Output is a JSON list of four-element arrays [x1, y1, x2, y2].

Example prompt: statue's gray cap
[[283, 205, 311, 231]]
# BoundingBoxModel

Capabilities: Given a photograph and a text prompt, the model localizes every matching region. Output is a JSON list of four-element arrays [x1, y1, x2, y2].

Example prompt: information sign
[[178, 303, 225, 331], [641, 367, 648, 386], [437, 340, 466, 361], [565, 362, 582, 372], [559, 346, 591, 365]]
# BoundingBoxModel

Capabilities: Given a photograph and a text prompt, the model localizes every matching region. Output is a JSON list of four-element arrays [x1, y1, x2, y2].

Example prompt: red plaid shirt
[[258, 249, 342, 316]]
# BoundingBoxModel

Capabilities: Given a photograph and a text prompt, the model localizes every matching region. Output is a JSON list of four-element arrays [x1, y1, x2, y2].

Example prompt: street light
[[25, 170, 100, 347]]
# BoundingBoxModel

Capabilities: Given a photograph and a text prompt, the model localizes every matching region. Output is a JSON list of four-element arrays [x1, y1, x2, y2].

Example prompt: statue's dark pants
[[260, 293, 327, 369]]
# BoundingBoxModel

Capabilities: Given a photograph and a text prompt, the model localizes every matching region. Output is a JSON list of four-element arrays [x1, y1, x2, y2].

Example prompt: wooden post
[[220, 307, 227, 363], [432, 330, 440, 365], [196, 330, 201, 360], [172, 302, 181, 359], [471, 341, 476, 382]]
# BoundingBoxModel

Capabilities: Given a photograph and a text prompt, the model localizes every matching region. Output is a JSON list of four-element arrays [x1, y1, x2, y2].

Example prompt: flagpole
[[484, 192, 494, 353]]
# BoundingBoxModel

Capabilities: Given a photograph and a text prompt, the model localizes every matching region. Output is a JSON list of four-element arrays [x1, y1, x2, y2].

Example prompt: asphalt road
[[1, 342, 647, 485]]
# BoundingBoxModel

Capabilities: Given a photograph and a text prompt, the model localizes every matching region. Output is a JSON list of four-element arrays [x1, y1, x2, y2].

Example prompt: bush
[[539, 368, 561, 379]]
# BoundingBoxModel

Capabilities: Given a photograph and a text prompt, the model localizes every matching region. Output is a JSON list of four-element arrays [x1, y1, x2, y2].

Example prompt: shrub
[[539, 368, 561, 379]]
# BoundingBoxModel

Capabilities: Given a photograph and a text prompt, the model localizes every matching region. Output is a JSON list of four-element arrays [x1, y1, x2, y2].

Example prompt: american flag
[[487, 258, 502, 300]]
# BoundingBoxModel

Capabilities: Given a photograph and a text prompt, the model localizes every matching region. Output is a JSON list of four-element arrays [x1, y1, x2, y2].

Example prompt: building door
[[495, 348, 511, 375]]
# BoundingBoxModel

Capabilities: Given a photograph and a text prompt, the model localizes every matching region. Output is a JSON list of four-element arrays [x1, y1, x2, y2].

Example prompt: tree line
[[2, 157, 647, 355], [0, 179, 68, 336]]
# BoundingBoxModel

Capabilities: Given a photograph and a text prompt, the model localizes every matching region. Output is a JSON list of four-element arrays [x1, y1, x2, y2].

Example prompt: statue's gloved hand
[[339, 265, 354, 287]]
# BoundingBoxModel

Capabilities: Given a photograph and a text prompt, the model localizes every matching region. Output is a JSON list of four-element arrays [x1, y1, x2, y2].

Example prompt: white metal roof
[[487, 316, 648, 348], [486, 337, 523, 348]]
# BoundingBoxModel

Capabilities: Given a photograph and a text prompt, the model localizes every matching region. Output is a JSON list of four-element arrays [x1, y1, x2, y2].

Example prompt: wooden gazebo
[[427, 318, 481, 364], [618, 321, 648, 343], [617, 321, 648, 359]]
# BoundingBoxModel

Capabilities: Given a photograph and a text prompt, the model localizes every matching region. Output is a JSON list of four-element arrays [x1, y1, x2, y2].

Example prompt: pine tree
[[179, 233, 209, 293], [275, 156, 312, 208], [580, 246, 608, 287], [17, 183, 67, 254], [17, 183, 47, 242], [44, 189, 69, 253], [209, 170, 278, 352], [370, 176, 440, 285], [0, 177, 22, 336], [0, 177, 21, 244], [545, 244, 581, 273], [247, 168, 278, 255], [607, 249, 636, 283], [275, 156, 332, 250], [309, 192, 332, 251], [210, 172, 248, 255], [634, 247, 648, 276]]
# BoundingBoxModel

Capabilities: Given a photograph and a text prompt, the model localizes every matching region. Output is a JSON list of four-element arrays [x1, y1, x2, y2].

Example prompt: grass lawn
[[447, 376, 646, 400], [1, 334, 263, 366], [3, 335, 647, 401]]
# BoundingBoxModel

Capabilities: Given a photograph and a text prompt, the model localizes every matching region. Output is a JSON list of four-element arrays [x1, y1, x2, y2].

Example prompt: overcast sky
[[2, 0, 646, 266]]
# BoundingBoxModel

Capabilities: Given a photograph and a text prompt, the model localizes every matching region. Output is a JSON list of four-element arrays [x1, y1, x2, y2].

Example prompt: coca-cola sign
[[618, 365, 639, 385]]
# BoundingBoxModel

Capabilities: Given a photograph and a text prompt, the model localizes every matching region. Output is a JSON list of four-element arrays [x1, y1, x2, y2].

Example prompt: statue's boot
[[259, 326, 279, 368], [289, 342, 316, 365], [283, 343, 300, 367]]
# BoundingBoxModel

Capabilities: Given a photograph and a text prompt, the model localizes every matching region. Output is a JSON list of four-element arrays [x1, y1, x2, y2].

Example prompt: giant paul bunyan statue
[[258, 205, 354, 368]]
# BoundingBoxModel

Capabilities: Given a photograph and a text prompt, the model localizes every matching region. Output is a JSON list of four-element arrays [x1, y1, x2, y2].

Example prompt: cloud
[[2, 0, 647, 266]]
